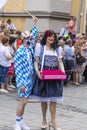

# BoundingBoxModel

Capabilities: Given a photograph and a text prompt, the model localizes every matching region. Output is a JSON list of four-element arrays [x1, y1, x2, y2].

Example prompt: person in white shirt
[[7, 19, 16, 34], [56, 39, 65, 59], [0, 36, 13, 93], [5, 36, 16, 91]]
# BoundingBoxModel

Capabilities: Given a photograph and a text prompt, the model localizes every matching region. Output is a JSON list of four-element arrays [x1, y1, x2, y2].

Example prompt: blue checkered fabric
[[14, 45, 34, 98], [31, 26, 38, 44], [14, 26, 38, 98]]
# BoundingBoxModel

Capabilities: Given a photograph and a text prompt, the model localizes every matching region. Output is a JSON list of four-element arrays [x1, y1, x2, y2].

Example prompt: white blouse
[[35, 43, 58, 57], [0, 44, 11, 67]]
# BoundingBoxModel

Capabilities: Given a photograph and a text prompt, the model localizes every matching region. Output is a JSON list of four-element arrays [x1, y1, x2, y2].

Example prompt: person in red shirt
[[15, 30, 22, 49]]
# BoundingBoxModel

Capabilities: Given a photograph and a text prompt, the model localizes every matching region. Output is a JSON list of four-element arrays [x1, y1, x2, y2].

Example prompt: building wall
[[25, 18, 50, 32], [71, 0, 86, 33], [1, 0, 71, 32], [49, 19, 68, 33], [3, 0, 26, 13], [0, 0, 87, 32], [26, 0, 50, 12], [26, 0, 71, 13], [25, 0, 71, 32], [50, 0, 71, 13], [1, 0, 87, 33], [2, 0, 26, 31]]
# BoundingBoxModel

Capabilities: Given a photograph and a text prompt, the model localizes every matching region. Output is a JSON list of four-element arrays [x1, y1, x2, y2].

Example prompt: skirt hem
[[31, 95, 63, 103]]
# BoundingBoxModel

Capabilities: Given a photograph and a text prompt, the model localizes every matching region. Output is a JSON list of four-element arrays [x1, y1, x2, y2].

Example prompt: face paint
[[26, 40, 30, 45]]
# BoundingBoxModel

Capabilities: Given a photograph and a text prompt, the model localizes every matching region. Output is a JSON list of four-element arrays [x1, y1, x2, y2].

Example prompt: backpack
[[76, 53, 85, 65]]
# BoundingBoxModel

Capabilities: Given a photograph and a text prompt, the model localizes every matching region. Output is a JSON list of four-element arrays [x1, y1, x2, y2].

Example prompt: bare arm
[[34, 56, 42, 79], [6, 55, 13, 60]]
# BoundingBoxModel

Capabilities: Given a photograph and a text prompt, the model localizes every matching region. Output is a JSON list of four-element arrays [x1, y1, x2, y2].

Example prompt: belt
[[43, 66, 58, 70]]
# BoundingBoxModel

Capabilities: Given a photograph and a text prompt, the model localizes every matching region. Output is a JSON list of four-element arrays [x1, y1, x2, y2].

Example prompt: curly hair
[[41, 30, 58, 49]]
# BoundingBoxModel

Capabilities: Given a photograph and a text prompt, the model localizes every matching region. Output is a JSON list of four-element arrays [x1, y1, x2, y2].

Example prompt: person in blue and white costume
[[14, 16, 38, 130]]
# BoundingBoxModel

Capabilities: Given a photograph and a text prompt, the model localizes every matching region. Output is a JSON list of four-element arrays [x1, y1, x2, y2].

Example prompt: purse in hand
[[41, 69, 66, 80], [41, 46, 66, 80]]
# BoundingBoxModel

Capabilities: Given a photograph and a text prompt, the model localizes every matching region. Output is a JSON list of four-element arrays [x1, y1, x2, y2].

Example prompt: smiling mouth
[[50, 40, 54, 42]]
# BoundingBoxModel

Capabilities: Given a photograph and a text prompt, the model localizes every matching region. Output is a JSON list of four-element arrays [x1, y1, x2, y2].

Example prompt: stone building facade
[[0, 0, 87, 33]]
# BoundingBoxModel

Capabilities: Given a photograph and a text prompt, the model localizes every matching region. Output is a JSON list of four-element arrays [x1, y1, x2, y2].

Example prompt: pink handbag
[[41, 70, 66, 80], [41, 46, 66, 80]]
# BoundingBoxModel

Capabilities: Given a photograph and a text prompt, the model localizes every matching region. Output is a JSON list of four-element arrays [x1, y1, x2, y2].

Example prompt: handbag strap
[[41, 46, 61, 71], [41, 46, 46, 71]]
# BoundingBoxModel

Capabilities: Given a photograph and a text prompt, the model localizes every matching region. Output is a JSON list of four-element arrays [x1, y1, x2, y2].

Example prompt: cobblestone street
[[0, 84, 87, 130]]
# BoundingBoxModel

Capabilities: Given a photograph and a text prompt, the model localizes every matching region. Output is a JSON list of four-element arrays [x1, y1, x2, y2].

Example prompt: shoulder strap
[[56, 48, 59, 59], [41, 46, 46, 71], [39, 44, 44, 64]]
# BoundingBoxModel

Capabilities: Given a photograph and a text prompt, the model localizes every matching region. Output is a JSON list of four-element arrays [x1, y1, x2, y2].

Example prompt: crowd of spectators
[[58, 16, 87, 86]]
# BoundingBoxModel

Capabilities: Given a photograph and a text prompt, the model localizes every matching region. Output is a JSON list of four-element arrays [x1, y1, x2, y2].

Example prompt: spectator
[[5, 36, 16, 91], [64, 38, 74, 86], [73, 46, 84, 85], [56, 39, 65, 60], [0, 36, 13, 93], [65, 16, 77, 40], [0, 20, 6, 32], [15, 30, 22, 49], [59, 26, 69, 38], [7, 19, 16, 34], [4, 30, 10, 38]]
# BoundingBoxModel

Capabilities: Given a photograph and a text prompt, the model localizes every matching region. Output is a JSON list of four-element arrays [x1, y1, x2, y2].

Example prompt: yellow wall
[[3, 0, 26, 31], [3, 0, 26, 13], [71, 0, 85, 33], [80, 0, 85, 33], [4, 17, 25, 31]]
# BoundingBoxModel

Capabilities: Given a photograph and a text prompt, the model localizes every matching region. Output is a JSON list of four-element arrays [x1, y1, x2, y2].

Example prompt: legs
[[5, 76, 15, 91], [73, 72, 79, 85], [64, 60, 74, 86], [0, 65, 9, 93], [41, 101, 59, 130], [14, 98, 30, 130], [41, 101, 57, 124], [49, 102, 60, 130], [16, 98, 28, 116], [50, 102, 56, 124], [41, 102, 48, 128]]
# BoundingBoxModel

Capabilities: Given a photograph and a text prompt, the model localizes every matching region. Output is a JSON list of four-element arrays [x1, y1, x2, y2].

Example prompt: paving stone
[[0, 84, 87, 130]]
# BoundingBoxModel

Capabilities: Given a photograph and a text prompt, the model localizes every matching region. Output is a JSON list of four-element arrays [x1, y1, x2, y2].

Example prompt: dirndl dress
[[31, 54, 63, 103]]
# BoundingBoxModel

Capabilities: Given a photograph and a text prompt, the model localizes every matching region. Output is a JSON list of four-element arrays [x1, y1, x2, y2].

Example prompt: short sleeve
[[5, 48, 11, 57], [35, 43, 41, 56]]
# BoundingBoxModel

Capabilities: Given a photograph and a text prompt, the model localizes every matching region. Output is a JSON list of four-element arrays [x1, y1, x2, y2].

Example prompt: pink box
[[41, 70, 66, 80]]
